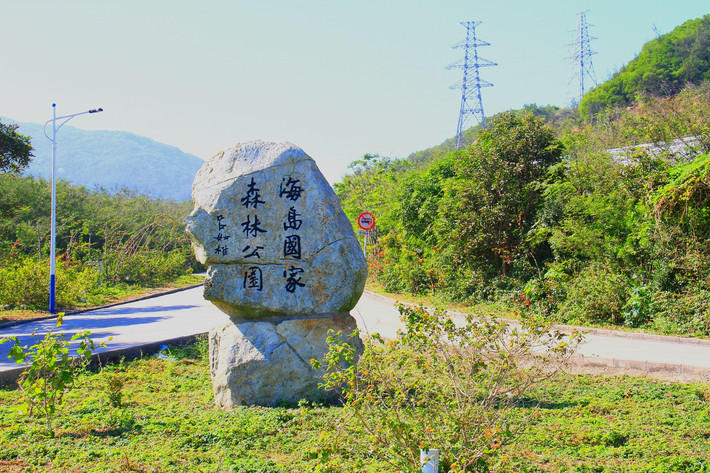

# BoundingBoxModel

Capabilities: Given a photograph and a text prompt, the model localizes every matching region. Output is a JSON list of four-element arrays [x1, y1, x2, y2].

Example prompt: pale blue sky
[[1, 1, 707, 183]]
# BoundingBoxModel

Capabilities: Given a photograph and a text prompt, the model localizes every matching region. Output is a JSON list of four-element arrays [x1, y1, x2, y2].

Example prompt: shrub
[[559, 263, 630, 325], [623, 280, 652, 327], [1, 314, 106, 431], [521, 261, 571, 317], [315, 304, 581, 472], [101, 371, 125, 408], [0, 254, 100, 310], [651, 286, 710, 336]]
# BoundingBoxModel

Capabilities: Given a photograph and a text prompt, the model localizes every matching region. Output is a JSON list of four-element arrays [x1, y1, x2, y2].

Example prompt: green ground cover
[[1, 337, 709, 472]]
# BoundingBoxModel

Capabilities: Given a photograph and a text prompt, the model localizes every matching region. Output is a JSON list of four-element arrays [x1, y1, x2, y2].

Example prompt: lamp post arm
[[43, 108, 103, 141]]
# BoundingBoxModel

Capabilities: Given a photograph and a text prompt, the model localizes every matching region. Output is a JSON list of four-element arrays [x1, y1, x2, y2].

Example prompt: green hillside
[[580, 14, 710, 118]]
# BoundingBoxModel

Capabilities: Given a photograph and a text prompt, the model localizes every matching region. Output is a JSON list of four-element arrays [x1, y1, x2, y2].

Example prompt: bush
[[521, 261, 571, 317], [559, 263, 630, 325], [103, 247, 190, 286], [0, 254, 100, 310], [651, 286, 710, 336], [1, 315, 106, 431], [623, 280, 652, 327], [315, 304, 581, 472]]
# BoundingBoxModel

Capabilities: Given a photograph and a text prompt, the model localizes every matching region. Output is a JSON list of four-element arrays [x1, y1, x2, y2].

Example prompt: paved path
[[0, 286, 229, 376], [2, 286, 710, 380]]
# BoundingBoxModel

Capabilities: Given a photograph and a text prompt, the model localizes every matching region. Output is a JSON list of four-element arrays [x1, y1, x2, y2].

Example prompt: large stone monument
[[185, 140, 367, 407]]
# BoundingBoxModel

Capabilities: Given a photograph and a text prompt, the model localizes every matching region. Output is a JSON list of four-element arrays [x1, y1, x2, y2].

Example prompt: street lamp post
[[44, 103, 103, 314]]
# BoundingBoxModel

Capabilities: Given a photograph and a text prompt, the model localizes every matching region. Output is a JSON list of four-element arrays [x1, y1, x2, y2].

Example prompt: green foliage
[[653, 153, 710, 237], [0, 119, 33, 174], [623, 280, 652, 327], [99, 369, 125, 408], [580, 15, 710, 118], [1, 314, 106, 431], [336, 82, 710, 332], [316, 304, 580, 472], [559, 262, 631, 325], [334, 153, 410, 237], [437, 113, 563, 283], [0, 174, 196, 310], [0, 252, 99, 310]]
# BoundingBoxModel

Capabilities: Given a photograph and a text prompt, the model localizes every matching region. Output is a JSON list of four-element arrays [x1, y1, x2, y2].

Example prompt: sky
[[1, 0, 708, 184]]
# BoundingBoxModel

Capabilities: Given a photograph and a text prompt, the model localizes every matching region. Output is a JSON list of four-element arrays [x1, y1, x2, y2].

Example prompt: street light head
[[88, 107, 104, 113]]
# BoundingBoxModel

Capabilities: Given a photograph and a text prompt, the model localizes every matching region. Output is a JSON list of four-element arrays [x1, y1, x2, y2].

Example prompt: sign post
[[357, 212, 376, 257]]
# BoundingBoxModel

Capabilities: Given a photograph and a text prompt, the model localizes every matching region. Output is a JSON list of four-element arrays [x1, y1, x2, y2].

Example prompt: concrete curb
[[566, 354, 710, 379], [364, 290, 710, 379]]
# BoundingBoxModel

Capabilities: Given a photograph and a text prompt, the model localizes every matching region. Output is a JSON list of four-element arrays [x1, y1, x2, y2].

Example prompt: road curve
[[1, 287, 709, 380]]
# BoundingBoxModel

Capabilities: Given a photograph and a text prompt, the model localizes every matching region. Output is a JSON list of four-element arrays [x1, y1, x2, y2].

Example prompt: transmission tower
[[566, 11, 597, 107], [447, 21, 496, 149]]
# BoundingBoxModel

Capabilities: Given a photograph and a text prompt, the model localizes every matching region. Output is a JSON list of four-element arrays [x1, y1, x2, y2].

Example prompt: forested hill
[[580, 14, 710, 118], [4, 119, 204, 202]]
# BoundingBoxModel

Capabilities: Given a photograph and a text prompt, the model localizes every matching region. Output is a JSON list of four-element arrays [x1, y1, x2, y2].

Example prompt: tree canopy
[[0, 119, 33, 174]]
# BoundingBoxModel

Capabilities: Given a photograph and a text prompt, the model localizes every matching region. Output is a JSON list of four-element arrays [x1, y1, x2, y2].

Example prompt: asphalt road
[[1, 286, 710, 380]]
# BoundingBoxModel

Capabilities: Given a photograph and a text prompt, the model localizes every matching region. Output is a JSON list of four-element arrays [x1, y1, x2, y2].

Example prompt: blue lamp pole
[[43, 103, 103, 314]]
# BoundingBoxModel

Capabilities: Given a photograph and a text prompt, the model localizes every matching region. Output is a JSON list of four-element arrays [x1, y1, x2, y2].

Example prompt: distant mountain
[[3, 118, 204, 202]]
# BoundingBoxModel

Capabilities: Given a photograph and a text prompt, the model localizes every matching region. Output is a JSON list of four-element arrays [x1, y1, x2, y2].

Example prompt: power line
[[565, 10, 597, 107], [447, 21, 496, 149]]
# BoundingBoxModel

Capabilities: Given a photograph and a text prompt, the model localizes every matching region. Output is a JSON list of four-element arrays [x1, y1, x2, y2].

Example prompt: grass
[[1, 337, 710, 472], [0, 274, 204, 327]]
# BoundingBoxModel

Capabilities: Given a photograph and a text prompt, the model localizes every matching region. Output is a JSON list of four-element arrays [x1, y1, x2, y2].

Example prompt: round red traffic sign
[[357, 212, 376, 231]]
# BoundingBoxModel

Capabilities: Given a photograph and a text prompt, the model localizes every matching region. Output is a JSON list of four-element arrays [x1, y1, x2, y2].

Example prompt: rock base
[[209, 313, 362, 407]]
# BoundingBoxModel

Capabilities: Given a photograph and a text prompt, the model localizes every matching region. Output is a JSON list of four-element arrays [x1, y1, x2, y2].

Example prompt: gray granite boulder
[[209, 314, 361, 406], [185, 140, 367, 319], [186, 141, 366, 407]]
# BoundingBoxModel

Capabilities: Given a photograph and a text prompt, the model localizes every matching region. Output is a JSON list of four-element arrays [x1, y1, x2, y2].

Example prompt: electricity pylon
[[566, 11, 597, 107], [447, 21, 496, 149]]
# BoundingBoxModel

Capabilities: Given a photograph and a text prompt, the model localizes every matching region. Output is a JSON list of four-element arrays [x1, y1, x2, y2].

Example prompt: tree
[[334, 153, 408, 235], [437, 113, 563, 280], [0, 120, 33, 174]]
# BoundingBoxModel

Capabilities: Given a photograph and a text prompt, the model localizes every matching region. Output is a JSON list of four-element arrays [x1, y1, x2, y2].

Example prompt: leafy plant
[[101, 370, 125, 408], [1, 314, 107, 430], [314, 304, 581, 472], [0, 119, 33, 174], [623, 280, 651, 327], [559, 263, 630, 325]]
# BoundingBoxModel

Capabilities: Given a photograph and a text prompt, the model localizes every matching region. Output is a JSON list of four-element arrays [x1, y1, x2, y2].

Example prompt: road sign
[[357, 212, 376, 231]]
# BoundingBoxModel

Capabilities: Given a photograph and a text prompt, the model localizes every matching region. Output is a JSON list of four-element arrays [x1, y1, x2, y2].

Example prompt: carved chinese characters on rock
[[214, 215, 230, 256], [280, 176, 305, 293], [240, 177, 267, 292], [229, 175, 308, 295]]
